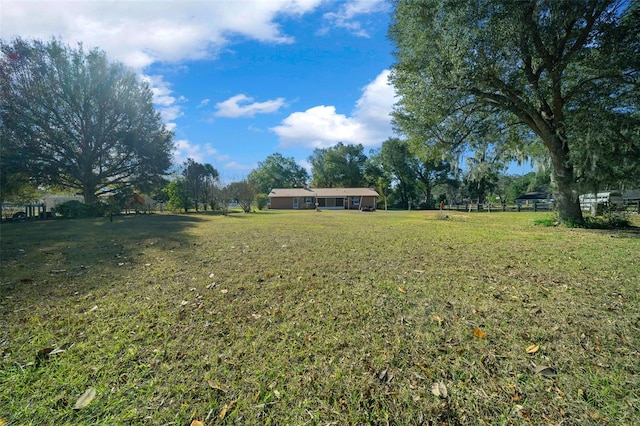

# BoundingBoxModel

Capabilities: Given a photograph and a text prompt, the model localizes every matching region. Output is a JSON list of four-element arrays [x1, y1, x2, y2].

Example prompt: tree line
[[2, 0, 638, 222], [162, 144, 552, 213]]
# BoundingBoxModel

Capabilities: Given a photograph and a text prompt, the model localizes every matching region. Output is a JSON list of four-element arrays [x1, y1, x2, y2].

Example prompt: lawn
[[1, 210, 639, 425]]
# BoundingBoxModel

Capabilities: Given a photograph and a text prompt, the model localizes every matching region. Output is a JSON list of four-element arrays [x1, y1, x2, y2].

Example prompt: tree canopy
[[182, 158, 219, 211], [380, 138, 418, 208], [247, 153, 308, 194], [390, 0, 640, 223], [0, 38, 174, 203], [308, 142, 367, 188]]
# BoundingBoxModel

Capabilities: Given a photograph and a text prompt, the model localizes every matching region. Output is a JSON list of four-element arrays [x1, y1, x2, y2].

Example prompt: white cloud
[[173, 140, 219, 165], [215, 94, 286, 118], [223, 161, 255, 171], [322, 0, 389, 37], [141, 74, 184, 128], [272, 106, 363, 148], [271, 69, 396, 149], [0, 0, 324, 69], [198, 99, 211, 108], [298, 159, 313, 176]]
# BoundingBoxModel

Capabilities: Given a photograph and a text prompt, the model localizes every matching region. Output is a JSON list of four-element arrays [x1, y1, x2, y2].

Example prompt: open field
[[1, 210, 639, 425]]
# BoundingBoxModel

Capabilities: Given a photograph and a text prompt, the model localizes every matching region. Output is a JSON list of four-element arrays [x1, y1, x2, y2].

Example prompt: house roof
[[268, 187, 379, 198]]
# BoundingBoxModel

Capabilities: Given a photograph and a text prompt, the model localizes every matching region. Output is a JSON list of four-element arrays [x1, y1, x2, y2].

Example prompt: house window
[[352, 197, 360, 206], [305, 197, 313, 204]]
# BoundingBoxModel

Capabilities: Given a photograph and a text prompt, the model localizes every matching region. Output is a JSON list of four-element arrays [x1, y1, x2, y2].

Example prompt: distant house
[[125, 193, 157, 212], [268, 188, 379, 211]]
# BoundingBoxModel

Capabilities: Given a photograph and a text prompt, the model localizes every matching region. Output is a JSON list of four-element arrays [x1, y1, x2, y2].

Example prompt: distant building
[[268, 188, 379, 211]]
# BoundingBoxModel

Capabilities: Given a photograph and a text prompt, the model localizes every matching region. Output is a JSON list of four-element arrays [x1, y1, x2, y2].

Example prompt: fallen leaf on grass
[[397, 286, 407, 293], [526, 344, 540, 354], [206, 379, 227, 393], [35, 343, 72, 364], [587, 411, 608, 422], [377, 366, 394, 383], [36, 347, 55, 363], [190, 420, 204, 426], [534, 365, 557, 378], [473, 328, 487, 339], [430, 313, 443, 326], [416, 363, 432, 377], [73, 387, 96, 410], [219, 400, 236, 420], [431, 382, 448, 398]]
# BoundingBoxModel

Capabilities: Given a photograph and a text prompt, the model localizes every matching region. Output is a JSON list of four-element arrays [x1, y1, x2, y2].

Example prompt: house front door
[[293, 198, 299, 209]]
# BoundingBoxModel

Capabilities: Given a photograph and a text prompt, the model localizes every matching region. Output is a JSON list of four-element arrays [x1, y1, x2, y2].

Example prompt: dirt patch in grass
[[1, 211, 639, 424]]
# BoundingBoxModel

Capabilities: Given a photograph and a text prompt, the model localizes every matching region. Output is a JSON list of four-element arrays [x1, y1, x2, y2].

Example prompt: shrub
[[254, 193, 269, 210], [56, 200, 87, 218], [56, 200, 108, 218], [85, 201, 108, 217], [583, 214, 632, 229]]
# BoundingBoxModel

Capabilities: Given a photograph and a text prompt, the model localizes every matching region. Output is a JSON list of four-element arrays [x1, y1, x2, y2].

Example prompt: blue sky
[[1, 0, 399, 182]]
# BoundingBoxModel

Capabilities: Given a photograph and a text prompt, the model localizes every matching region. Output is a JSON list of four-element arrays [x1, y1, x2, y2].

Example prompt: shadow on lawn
[[0, 214, 205, 300]]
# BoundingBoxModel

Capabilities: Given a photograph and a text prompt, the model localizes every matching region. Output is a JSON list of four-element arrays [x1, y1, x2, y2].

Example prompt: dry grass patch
[[1, 211, 639, 425]]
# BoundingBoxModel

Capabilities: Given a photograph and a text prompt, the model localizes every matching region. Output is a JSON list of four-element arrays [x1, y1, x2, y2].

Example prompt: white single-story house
[[268, 187, 379, 210]]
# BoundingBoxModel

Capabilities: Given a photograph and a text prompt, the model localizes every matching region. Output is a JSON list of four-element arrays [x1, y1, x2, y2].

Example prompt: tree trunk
[[83, 186, 97, 204], [548, 139, 584, 224]]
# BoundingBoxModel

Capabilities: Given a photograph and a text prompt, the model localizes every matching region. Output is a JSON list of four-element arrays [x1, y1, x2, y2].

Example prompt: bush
[[254, 193, 269, 210], [56, 200, 108, 218], [583, 214, 632, 229], [56, 200, 87, 218], [85, 201, 108, 217]]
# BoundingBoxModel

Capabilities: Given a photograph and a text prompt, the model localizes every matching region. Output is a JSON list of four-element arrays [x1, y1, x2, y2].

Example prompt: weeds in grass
[[532, 216, 557, 227], [1, 211, 639, 424]]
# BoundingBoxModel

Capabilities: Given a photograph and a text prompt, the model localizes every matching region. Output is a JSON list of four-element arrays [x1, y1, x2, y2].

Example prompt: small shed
[[268, 188, 379, 210]]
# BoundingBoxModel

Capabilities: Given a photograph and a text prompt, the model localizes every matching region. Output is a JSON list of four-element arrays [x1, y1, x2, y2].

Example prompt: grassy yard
[[1, 210, 639, 425]]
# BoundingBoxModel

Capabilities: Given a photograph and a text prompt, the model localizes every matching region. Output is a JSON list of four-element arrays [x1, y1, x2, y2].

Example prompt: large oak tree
[[390, 0, 640, 223], [0, 38, 173, 203], [309, 142, 367, 188], [247, 153, 308, 194]]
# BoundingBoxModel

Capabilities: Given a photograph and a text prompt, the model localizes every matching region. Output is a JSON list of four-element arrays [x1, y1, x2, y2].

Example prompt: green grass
[[1, 210, 639, 425]]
